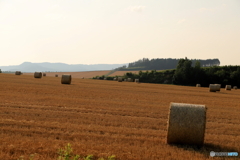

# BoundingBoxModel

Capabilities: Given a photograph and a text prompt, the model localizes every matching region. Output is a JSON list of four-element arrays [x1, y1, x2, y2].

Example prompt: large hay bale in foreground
[[61, 75, 71, 84], [209, 84, 217, 92], [15, 71, 21, 75], [196, 84, 201, 87], [135, 79, 139, 83], [225, 85, 231, 90], [43, 73, 46, 76], [34, 72, 42, 78], [118, 77, 122, 82], [167, 102, 206, 145], [233, 86, 237, 90], [55, 74, 58, 77], [215, 84, 221, 91]]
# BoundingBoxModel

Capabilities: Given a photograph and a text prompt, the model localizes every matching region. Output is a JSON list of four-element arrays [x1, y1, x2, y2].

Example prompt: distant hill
[[0, 62, 128, 72], [115, 58, 220, 71]]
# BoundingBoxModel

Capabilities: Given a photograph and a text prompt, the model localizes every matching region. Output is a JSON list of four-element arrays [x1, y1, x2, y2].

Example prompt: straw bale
[[214, 84, 221, 91], [135, 79, 139, 83], [61, 75, 71, 84], [209, 84, 217, 92], [167, 102, 206, 145], [225, 85, 231, 90], [15, 71, 21, 75], [196, 84, 201, 87], [233, 86, 237, 90], [118, 77, 122, 82], [55, 74, 58, 77], [43, 73, 46, 76], [34, 72, 42, 78], [127, 78, 132, 82], [113, 78, 117, 81], [104, 78, 107, 80]]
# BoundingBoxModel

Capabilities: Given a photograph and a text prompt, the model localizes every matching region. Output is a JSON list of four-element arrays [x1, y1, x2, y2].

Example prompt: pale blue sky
[[0, 0, 239, 66]]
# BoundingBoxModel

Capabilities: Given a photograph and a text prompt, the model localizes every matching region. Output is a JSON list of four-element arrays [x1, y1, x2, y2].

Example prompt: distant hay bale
[[233, 86, 237, 90], [127, 78, 132, 82], [34, 72, 42, 78], [209, 84, 217, 92], [61, 75, 71, 84], [135, 79, 139, 83], [82, 77, 84, 79], [113, 78, 117, 81], [104, 78, 107, 80], [124, 79, 127, 82], [196, 84, 201, 87], [55, 74, 58, 77], [225, 85, 231, 90], [43, 73, 46, 76], [15, 71, 21, 75], [118, 77, 122, 82], [167, 102, 206, 145], [215, 84, 221, 91]]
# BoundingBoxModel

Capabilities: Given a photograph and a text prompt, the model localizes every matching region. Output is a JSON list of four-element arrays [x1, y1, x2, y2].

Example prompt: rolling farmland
[[0, 73, 240, 160]]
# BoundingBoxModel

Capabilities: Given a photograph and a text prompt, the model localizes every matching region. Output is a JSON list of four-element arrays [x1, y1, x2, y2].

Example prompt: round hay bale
[[167, 102, 206, 145], [34, 72, 42, 78], [82, 77, 84, 79], [233, 86, 237, 90], [113, 78, 117, 81], [225, 85, 231, 90], [61, 75, 71, 84], [209, 84, 217, 92], [214, 84, 221, 91], [104, 78, 107, 80], [15, 71, 21, 75], [55, 74, 58, 77], [43, 73, 46, 76], [118, 77, 122, 82], [135, 79, 139, 83], [127, 78, 132, 82], [196, 84, 201, 87]]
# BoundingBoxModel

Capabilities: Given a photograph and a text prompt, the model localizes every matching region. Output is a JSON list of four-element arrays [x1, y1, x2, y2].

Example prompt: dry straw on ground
[[34, 72, 42, 78], [167, 102, 206, 145], [61, 75, 72, 84], [15, 71, 21, 75], [209, 84, 217, 92], [118, 77, 122, 82], [225, 85, 231, 90], [196, 84, 201, 87], [55, 74, 58, 77], [215, 84, 221, 91]]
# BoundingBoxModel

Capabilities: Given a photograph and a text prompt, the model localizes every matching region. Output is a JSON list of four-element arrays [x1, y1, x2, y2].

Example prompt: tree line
[[94, 57, 240, 87], [115, 58, 220, 71]]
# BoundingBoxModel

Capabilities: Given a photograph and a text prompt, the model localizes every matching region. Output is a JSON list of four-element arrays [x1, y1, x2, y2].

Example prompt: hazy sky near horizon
[[0, 0, 239, 66]]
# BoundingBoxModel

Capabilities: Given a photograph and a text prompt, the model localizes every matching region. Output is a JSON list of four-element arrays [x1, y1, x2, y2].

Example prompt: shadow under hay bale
[[61, 75, 71, 84], [15, 71, 21, 75], [225, 85, 231, 91], [167, 102, 206, 146], [34, 72, 42, 78]]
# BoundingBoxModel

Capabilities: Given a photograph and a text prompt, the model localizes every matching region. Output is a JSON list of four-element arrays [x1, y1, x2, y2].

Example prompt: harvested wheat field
[[23, 71, 111, 79], [0, 73, 240, 160]]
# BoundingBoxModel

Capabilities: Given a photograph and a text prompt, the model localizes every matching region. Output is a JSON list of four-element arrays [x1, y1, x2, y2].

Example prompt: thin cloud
[[128, 6, 146, 13], [178, 19, 186, 24]]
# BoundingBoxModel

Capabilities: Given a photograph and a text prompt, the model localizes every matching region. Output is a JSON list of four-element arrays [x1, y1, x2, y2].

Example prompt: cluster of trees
[[116, 58, 220, 71], [95, 58, 240, 87]]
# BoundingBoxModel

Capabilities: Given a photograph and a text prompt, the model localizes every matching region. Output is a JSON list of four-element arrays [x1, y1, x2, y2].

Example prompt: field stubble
[[0, 74, 239, 160]]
